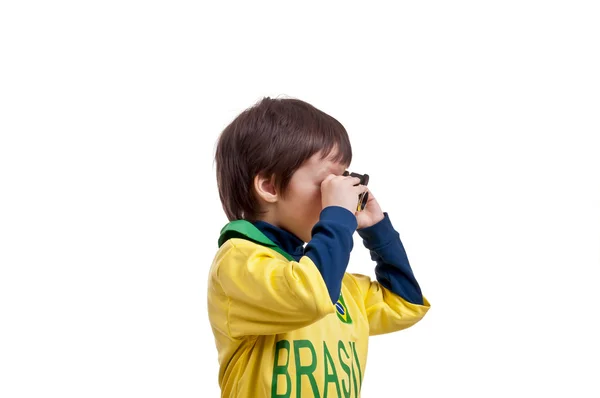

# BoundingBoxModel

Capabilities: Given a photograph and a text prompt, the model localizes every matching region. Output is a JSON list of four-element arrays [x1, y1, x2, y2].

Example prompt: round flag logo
[[335, 294, 352, 324]]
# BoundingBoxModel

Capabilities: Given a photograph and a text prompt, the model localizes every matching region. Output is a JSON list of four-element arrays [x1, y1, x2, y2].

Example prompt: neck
[[252, 207, 281, 228]]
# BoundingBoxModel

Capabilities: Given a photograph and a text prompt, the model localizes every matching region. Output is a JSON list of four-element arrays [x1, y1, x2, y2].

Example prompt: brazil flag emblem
[[335, 294, 352, 324]]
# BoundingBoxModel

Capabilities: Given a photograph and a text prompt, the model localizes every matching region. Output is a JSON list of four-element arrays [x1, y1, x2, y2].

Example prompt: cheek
[[308, 187, 323, 216], [285, 178, 321, 207], [291, 184, 321, 214], [308, 184, 322, 205], [291, 180, 319, 201]]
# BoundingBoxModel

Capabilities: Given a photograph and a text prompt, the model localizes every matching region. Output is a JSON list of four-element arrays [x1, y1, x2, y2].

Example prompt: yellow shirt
[[207, 234, 430, 397]]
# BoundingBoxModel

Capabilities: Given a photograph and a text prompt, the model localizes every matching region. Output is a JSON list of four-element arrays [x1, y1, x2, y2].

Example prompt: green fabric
[[218, 219, 295, 262]]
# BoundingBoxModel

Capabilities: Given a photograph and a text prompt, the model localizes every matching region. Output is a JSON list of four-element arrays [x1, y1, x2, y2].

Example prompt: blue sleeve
[[356, 212, 424, 305], [304, 206, 357, 304]]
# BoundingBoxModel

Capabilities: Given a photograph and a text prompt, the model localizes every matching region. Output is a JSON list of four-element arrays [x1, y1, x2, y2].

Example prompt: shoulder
[[210, 238, 253, 271], [210, 238, 291, 277]]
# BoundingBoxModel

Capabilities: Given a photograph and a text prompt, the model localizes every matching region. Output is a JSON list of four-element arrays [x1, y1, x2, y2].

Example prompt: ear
[[253, 174, 278, 204]]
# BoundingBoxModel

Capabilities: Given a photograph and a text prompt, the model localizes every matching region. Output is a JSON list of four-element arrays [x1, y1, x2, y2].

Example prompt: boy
[[209, 96, 430, 397]]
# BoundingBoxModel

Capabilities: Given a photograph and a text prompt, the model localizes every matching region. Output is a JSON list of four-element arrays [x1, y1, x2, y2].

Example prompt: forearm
[[305, 206, 357, 304], [357, 212, 423, 305]]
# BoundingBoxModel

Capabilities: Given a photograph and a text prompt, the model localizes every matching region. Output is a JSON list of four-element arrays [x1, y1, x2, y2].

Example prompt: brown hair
[[214, 96, 352, 221]]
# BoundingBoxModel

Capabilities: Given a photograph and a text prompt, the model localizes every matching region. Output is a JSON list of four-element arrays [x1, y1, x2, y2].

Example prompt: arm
[[212, 206, 356, 337], [353, 212, 430, 335], [349, 273, 430, 336], [357, 212, 423, 304], [212, 239, 336, 338], [304, 206, 357, 304]]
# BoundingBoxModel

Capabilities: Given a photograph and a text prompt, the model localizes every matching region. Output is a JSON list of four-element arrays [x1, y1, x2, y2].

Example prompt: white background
[[1, 1, 599, 397]]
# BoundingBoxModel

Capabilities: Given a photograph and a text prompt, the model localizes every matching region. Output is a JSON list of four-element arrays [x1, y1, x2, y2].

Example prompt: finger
[[322, 174, 336, 183], [344, 176, 362, 185], [354, 184, 368, 193]]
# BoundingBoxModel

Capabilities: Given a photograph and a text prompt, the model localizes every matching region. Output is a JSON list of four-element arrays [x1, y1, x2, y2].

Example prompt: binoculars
[[343, 171, 369, 212]]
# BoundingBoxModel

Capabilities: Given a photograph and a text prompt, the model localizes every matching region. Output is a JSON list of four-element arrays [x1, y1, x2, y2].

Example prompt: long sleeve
[[349, 212, 430, 336], [210, 239, 336, 338], [304, 206, 357, 304], [348, 273, 430, 336], [356, 212, 423, 304]]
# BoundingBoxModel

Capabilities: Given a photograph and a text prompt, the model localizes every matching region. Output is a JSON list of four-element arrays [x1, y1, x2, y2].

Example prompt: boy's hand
[[356, 188, 385, 229], [321, 174, 367, 215]]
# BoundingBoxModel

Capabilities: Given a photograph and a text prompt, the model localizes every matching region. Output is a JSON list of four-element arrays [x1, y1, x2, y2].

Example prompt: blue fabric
[[304, 206, 357, 304], [252, 208, 423, 305], [252, 206, 356, 304], [357, 213, 423, 305], [249, 221, 306, 260]]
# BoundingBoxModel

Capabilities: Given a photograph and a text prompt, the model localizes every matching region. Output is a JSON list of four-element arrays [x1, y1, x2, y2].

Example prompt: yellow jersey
[[207, 219, 430, 397]]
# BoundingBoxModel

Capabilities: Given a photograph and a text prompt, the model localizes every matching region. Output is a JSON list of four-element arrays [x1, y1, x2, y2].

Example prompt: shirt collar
[[250, 220, 305, 260]]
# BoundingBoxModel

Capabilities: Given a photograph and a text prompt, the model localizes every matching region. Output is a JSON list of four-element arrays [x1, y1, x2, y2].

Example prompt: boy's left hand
[[355, 188, 385, 229]]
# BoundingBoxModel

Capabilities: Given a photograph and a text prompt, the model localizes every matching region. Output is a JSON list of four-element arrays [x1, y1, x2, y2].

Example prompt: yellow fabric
[[207, 238, 430, 397]]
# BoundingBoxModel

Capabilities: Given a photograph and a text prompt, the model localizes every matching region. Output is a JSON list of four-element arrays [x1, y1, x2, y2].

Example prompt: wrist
[[357, 209, 384, 229], [357, 212, 398, 248]]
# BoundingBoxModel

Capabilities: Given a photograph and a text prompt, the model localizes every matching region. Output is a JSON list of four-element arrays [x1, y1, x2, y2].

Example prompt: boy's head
[[215, 96, 352, 242]]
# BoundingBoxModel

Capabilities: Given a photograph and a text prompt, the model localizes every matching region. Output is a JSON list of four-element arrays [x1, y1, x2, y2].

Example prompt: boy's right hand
[[321, 174, 367, 215]]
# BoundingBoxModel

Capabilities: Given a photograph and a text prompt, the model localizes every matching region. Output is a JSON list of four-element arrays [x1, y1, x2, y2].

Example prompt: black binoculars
[[343, 171, 369, 212]]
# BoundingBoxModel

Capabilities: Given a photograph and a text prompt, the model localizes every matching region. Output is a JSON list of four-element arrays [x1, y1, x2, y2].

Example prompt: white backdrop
[[1, 1, 599, 397]]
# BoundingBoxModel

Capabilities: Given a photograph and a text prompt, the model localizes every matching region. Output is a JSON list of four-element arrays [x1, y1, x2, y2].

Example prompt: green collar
[[218, 220, 295, 262]]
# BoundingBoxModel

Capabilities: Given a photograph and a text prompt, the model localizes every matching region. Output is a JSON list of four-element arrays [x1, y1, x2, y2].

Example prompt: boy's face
[[276, 151, 348, 243]]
